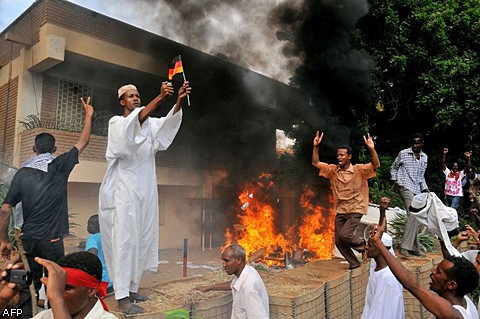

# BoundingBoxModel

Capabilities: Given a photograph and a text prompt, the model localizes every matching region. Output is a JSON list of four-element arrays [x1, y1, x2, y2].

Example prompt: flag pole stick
[[178, 55, 190, 106]]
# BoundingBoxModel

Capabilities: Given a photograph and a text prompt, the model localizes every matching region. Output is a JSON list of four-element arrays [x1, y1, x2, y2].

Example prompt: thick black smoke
[[70, 0, 375, 241], [267, 0, 373, 180], [78, 0, 373, 187]]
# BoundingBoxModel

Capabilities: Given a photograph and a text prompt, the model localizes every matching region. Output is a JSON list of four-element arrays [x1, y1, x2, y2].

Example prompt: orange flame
[[224, 174, 335, 265], [297, 190, 335, 260]]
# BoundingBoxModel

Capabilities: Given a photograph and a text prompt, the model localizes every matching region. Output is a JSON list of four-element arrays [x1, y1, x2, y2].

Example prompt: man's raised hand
[[313, 131, 324, 147], [363, 133, 375, 149], [80, 97, 94, 117], [160, 81, 174, 99], [379, 197, 390, 210]]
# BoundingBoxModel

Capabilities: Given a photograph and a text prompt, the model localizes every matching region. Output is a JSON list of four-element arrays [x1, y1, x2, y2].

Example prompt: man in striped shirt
[[391, 133, 429, 257]]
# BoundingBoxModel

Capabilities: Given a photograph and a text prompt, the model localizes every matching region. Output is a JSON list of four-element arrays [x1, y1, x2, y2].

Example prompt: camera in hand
[[460, 226, 468, 232], [4, 269, 32, 286]]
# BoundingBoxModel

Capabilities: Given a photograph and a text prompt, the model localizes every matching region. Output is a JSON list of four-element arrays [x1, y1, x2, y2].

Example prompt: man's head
[[410, 133, 424, 154], [34, 133, 56, 154], [429, 256, 479, 298], [336, 145, 353, 168], [118, 84, 140, 114], [451, 162, 459, 173], [57, 251, 103, 316], [367, 232, 392, 259], [87, 214, 100, 234], [221, 244, 246, 277]]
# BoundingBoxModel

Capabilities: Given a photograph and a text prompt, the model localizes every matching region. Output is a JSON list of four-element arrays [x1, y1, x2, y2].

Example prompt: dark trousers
[[334, 213, 365, 268], [18, 238, 64, 319]]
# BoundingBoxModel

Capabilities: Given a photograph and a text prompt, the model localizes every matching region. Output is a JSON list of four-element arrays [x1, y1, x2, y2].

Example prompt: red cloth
[[448, 171, 460, 180], [63, 267, 109, 310]]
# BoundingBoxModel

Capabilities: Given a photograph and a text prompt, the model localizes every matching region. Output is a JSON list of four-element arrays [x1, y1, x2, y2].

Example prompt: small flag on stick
[[168, 55, 190, 106], [168, 56, 184, 81]]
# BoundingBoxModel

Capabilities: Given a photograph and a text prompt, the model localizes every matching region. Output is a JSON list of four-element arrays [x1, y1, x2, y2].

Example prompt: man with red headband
[[0, 252, 114, 318], [35, 251, 115, 319]]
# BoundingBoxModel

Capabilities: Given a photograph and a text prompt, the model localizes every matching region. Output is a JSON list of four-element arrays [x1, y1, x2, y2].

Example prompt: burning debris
[[225, 174, 335, 269]]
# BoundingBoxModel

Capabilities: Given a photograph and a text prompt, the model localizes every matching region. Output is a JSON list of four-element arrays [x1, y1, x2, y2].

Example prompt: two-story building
[[0, 0, 300, 249]]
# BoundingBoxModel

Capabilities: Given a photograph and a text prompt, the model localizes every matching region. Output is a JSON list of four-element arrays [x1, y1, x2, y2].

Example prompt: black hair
[[87, 214, 100, 234], [337, 145, 353, 155], [445, 255, 479, 297], [34, 133, 55, 154], [57, 251, 102, 281], [411, 133, 424, 142]]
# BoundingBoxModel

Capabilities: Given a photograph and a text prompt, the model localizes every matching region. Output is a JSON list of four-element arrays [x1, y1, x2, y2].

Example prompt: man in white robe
[[98, 81, 191, 314]]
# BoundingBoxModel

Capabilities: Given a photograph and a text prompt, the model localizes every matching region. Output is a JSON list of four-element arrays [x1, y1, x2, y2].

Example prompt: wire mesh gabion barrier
[[110, 257, 443, 319]]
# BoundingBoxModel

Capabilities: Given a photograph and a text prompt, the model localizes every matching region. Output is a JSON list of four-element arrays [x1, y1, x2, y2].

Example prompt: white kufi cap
[[118, 84, 137, 99], [381, 233, 393, 247]]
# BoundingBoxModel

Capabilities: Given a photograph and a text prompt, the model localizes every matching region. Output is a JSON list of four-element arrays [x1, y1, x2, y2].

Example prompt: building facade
[[0, 0, 298, 249]]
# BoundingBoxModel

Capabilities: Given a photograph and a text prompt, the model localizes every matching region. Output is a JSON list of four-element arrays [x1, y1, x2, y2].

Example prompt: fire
[[297, 189, 335, 260], [224, 174, 335, 266]]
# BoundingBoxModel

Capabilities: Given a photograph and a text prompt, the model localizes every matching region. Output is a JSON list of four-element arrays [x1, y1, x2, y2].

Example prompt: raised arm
[[74, 97, 94, 154], [137, 82, 174, 124], [464, 151, 471, 174], [35, 257, 71, 319], [450, 228, 470, 251], [438, 239, 450, 260], [363, 133, 380, 170], [371, 225, 463, 319], [378, 197, 390, 232], [442, 148, 448, 171], [172, 81, 191, 115], [312, 131, 323, 169]]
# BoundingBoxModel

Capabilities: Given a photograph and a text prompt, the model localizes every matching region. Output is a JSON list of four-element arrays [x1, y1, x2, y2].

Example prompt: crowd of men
[[0, 81, 192, 318], [312, 131, 480, 319], [0, 76, 479, 318]]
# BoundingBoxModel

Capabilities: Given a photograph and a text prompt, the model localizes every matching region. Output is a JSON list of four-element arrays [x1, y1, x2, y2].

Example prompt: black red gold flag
[[168, 56, 184, 80]]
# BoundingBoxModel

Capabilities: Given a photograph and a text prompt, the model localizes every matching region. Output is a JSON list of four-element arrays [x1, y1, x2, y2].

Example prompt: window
[[56, 80, 93, 132]]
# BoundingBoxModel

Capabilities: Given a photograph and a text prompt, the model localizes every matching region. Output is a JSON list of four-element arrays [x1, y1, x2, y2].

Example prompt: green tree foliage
[[272, 0, 480, 210], [356, 0, 480, 158]]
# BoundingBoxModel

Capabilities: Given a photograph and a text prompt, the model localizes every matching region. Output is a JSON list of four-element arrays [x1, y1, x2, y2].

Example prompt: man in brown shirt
[[312, 131, 380, 269]]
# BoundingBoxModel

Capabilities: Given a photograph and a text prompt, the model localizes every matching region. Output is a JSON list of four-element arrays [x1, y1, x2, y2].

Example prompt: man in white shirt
[[196, 244, 269, 319], [362, 198, 404, 319], [442, 226, 480, 315], [371, 225, 479, 319]]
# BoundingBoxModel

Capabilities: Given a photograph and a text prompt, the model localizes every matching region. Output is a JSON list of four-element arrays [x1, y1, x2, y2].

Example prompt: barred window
[[56, 80, 93, 132]]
